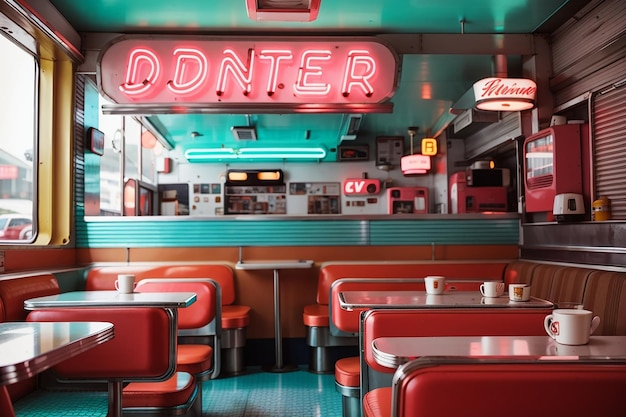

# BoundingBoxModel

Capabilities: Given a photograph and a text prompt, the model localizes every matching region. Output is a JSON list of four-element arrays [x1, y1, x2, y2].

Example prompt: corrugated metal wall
[[74, 76, 85, 225], [551, 0, 625, 74], [593, 86, 626, 218], [551, 0, 626, 218], [551, 0, 625, 103]]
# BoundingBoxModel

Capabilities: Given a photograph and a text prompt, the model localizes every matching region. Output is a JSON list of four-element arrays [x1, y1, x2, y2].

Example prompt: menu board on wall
[[224, 169, 287, 215], [225, 186, 287, 215], [289, 182, 341, 215]]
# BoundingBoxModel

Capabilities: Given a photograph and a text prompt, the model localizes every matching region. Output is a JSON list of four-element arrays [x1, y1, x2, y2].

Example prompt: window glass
[[97, 96, 123, 215], [95, 96, 157, 216], [124, 116, 140, 180], [0, 33, 36, 240]]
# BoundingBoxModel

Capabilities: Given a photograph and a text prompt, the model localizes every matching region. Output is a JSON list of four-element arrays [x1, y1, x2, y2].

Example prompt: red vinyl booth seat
[[304, 261, 508, 373], [123, 372, 197, 408], [0, 274, 60, 402], [335, 308, 550, 417], [0, 274, 59, 321], [330, 278, 496, 336], [362, 309, 549, 375], [135, 278, 221, 380], [317, 262, 508, 305], [26, 307, 201, 415], [363, 358, 626, 417], [27, 307, 175, 379], [85, 264, 249, 330], [305, 262, 507, 329], [86, 263, 250, 374]]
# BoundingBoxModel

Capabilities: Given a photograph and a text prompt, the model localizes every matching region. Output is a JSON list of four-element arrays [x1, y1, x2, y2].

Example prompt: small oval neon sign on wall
[[473, 77, 537, 111]]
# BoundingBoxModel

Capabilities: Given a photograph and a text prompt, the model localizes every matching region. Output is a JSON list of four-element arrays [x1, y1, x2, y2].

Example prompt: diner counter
[[80, 210, 519, 248], [84, 212, 519, 222]]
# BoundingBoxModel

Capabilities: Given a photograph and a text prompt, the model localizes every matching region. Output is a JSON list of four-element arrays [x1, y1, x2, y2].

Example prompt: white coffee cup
[[115, 274, 136, 294], [424, 276, 445, 295], [544, 309, 600, 345], [509, 283, 531, 301], [480, 282, 505, 298]]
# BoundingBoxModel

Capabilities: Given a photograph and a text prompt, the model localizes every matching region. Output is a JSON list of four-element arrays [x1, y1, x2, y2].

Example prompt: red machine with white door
[[523, 124, 585, 213], [449, 171, 508, 213], [387, 187, 428, 214]]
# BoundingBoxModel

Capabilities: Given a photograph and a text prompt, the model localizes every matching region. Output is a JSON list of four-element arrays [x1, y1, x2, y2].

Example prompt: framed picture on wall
[[376, 136, 404, 167]]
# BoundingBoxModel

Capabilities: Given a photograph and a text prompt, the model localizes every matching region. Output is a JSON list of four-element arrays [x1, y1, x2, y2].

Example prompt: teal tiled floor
[[13, 367, 344, 417]]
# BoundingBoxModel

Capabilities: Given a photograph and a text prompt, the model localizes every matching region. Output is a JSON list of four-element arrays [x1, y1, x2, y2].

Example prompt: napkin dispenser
[[553, 193, 585, 222]]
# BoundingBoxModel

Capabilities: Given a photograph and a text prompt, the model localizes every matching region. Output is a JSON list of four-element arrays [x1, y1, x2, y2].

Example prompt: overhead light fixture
[[184, 146, 327, 161], [473, 77, 537, 111], [239, 147, 326, 159], [245, 0, 321, 22], [401, 127, 431, 176]]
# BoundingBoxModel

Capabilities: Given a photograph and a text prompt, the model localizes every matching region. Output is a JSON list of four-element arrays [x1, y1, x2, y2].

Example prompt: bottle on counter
[[592, 196, 611, 221]]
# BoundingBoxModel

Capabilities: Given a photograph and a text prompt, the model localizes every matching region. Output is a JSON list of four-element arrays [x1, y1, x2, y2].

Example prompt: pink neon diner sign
[[98, 36, 399, 105]]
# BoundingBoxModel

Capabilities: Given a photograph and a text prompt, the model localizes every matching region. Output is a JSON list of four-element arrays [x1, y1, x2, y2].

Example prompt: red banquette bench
[[27, 307, 201, 417], [303, 261, 509, 373], [0, 271, 214, 416], [335, 307, 550, 417], [85, 263, 251, 375], [363, 357, 626, 417], [0, 274, 59, 402]]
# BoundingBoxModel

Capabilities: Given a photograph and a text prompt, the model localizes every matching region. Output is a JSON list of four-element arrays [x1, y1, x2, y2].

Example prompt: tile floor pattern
[[13, 367, 343, 417]]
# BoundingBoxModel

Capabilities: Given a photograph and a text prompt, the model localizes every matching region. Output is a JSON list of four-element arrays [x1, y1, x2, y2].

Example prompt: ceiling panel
[[49, 0, 573, 34], [43, 0, 584, 161]]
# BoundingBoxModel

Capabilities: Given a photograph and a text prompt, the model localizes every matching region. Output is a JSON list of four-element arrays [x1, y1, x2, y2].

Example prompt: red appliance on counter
[[387, 187, 428, 214], [449, 171, 508, 213], [523, 124, 585, 213]]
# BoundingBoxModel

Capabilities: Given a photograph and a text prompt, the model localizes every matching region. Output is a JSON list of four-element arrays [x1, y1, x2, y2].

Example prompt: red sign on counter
[[98, 36, 399, 105]]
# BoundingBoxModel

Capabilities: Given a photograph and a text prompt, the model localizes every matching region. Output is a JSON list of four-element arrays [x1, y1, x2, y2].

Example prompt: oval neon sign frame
[[98, 35, 400, 107]]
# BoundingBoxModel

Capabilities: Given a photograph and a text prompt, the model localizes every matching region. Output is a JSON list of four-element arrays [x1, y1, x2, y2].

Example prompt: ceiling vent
[[452, 109, 499, 138], [339, 114, 363, 142], [231, 127, 257, 141], [245, 0, 321, 22]]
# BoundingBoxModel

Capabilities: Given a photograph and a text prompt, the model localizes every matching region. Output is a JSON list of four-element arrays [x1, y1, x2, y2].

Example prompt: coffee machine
[[449, 170, 508, 213]]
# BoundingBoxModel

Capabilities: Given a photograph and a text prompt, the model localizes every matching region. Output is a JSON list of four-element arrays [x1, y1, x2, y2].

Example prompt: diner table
[[0, 321, 114, 417], [338, 290, 554, 310], [236, 259, 313, 372], [24, 290, 196, 417], [371, 335, 626, 369], [23, 290, 197, 309]]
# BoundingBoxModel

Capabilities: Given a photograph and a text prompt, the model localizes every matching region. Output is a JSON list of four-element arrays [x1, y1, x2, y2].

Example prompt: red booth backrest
[[318, 262, 508, 304], [362, 309, 549, 374], [86, 264, 236, 305], [135, 278, 219, 330], [365, 359, 626, 417], [330, 278, 494, 335], [27, 307, 175, 380], [0, 274, 59, 321]]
